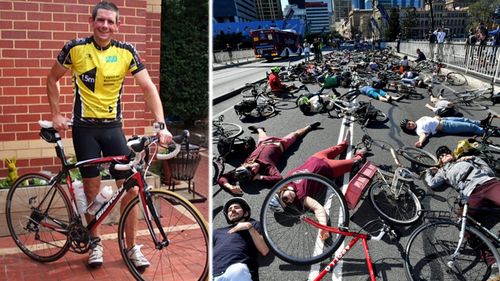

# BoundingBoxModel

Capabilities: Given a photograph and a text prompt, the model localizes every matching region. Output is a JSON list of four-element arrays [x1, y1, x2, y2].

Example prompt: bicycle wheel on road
[[446, 72, 467, 86], [369, 173, 422, 225], [118, 190, 209, 281], [399, 146, 439, 168], [260, 173, 349, 265], [6, 173, 72, 262], [259, 104, 276, 118], [212, 121, 243, 142], [339, 89, 360, 102], [405, 220, 500, 281]]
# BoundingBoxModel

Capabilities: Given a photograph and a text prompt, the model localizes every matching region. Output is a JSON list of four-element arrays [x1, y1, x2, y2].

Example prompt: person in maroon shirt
[[271, 131, 365, 240], [218, 122, 321, 195]]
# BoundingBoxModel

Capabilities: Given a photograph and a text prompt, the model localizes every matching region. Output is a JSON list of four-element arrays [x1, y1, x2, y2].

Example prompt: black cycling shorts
[[72, 126, 130, 179]]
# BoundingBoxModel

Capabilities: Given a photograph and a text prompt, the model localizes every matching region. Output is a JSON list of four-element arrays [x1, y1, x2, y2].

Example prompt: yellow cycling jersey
[[57, 36, 145, 126]]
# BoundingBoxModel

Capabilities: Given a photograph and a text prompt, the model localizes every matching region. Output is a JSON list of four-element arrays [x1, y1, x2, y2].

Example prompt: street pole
[[372, 0, 376, 49], [427, 0, 435, 31]]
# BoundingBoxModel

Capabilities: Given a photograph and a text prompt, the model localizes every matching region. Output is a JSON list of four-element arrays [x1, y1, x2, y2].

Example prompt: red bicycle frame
[[304, 217, 383, 281]]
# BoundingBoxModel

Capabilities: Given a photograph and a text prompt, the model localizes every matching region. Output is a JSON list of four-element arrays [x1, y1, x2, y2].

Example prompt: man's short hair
[[92, 1, 120, 22]]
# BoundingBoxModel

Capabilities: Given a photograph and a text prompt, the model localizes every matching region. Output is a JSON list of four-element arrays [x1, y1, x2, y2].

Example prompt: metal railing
[[388, 41, 500, 83]]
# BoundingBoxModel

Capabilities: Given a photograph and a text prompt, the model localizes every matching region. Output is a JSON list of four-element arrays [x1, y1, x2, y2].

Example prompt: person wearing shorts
[[360, 85, 402, 103], [218, 122, 321, 195], [46, 1, 172, 268]]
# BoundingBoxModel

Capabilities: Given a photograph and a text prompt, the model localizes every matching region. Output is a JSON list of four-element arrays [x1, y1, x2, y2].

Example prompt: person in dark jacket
[[213, 197, 269, 281], [415, 48, 427, 62], [425, 146, 500, 275]]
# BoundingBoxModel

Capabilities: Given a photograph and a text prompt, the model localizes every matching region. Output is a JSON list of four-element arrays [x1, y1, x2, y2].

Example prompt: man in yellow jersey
[[46, 1, 172, 269]]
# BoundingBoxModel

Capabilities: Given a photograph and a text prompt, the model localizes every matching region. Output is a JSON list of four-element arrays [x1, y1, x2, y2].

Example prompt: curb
[[212, 58, 264, 71], [212, 78, 267, 105]]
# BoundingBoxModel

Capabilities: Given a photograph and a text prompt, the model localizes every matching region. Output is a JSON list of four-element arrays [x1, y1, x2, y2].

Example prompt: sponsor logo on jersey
[[79, 67, 97, 92]]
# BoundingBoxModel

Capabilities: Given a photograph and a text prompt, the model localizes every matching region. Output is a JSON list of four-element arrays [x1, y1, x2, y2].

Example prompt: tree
[[401, 7, 418, 39], [160, 0, 208, 127], [468, 0, 500, 29], [385, 7, 401, 40]]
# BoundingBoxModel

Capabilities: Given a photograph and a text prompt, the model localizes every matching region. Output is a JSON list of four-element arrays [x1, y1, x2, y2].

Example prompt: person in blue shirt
[[213, 198, 269, 281]]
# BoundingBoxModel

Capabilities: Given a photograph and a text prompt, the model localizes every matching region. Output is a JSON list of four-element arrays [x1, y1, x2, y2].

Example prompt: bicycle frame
[[303, 218, 388, 281]]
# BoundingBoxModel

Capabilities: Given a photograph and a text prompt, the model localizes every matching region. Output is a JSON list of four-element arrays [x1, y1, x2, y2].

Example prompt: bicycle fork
[[140, 188, 170, 249], [446, 204, 469, 275]]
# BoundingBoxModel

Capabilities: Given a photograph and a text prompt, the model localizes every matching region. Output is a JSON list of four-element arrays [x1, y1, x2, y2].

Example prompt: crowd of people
[[215, 25, 500, 281]]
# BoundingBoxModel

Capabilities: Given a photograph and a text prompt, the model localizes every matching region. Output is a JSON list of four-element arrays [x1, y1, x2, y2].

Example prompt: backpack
[[429, 33, 437, 44], [234, 99, 257, 115], [354, 101, 379, 124], [217, 136, 256, 159]]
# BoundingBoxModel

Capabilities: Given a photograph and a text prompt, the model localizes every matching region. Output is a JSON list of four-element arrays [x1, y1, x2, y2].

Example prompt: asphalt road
[[212, 56, 500, 281]]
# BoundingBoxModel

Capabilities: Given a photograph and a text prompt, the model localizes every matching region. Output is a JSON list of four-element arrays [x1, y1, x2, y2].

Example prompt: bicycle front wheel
[[369, 176, 421, 225], [212, 121, 243, 142], [405, 220, 500, 281], [118, 190, 209, 281], [399, 146, 439, 168], [259, 104, 276, 117], [260, 173, 349, 265], [6, 173, 72, 262], [446, 72, 467, 86]]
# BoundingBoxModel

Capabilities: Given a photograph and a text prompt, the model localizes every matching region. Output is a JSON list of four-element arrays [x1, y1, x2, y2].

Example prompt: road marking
[[307, 115, 354, 281]]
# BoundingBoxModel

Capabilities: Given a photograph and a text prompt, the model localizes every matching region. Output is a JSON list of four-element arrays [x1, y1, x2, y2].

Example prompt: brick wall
[[0, 0, 162, 177]]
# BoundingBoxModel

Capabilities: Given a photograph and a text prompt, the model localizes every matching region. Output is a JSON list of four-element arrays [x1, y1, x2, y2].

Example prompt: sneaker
[[127, 244, 151, 270], [309, 122, 321, 130], [480, 113, 492, 127], [386, 96, 393, 103], [88, 243, 103, 267], [487, 263, 499, 281], [394, 95, 404, 101], [248, 126, 265, 133]]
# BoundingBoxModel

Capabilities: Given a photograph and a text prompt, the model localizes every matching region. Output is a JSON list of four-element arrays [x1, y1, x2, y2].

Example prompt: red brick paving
[[0, 154, 209, 281]]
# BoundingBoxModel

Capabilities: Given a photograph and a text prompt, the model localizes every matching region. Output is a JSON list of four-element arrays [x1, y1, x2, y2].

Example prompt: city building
[[289, 0, 306, 9], [445, 0, 475, 10], [352, 0, 366, 9], [306, 0, 332, 33], [213, 0, 258, 22], [365, 0, 422, 9], [333, 0, 352, 22], [255, 0, 283, 20], [339, 9, 374, 39], [284, 4, 308, 22], [400, 0, 468, 39]]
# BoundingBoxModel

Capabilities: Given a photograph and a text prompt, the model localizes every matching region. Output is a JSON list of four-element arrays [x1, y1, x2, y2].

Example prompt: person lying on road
[[218, 122, 321, 195]]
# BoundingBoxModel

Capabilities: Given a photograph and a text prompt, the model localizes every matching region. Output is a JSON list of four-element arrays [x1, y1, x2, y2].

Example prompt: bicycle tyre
[[118, 189, 209, 281], [259, 104, 276, 118], [212, 121, 243, 142], [260, 173, 349, 265], [368, 177, 422, 225], [6, 173, 72, 262], [399, 146, 439, 168], [212, 160, 220, 185], [339, 89, 360, 102], [446, 72, 467, 86], [404, 220, 500, 281]]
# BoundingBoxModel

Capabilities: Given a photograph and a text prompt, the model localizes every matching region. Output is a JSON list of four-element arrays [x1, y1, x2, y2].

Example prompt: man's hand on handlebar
[[158, 128, 173, 144]]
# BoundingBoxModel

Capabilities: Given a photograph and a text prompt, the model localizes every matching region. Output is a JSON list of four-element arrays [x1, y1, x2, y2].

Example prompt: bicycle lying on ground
[[212, 114, 243, 143], [404, 193, 500, 281], [357, 132, 439, 225], [260, 173, 399, 280], [5, 121, 209, 281], [235, 87, 277, 119]]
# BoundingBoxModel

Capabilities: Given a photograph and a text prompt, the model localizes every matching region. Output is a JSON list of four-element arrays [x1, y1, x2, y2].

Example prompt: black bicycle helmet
[[400, 118, 416, 135], [234, 166, 251, 183], [436, 146, 452, 159], [223, 197, 251, 224]]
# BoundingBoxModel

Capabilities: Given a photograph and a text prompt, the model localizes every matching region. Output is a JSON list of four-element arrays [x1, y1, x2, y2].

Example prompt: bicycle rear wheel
[[259, 104, 276, 117], [399, 146, 439, 168], [212, 121, 243, 142], [118, 190, 209, 281], [405, 220, 500, 281], [260, 173, 349, 265], [369, 174, 421, 225], [5, 173, 72, 262], [446, 72, 467, 86], [339, 89, 360, 102]]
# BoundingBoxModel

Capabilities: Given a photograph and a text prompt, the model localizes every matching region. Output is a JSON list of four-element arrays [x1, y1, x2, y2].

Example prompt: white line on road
[[307, 115, 354, 281]]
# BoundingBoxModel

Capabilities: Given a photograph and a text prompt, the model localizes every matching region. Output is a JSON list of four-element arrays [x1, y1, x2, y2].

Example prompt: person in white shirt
[[434, 28, 446, 61], [400, 115, 492, 148]]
